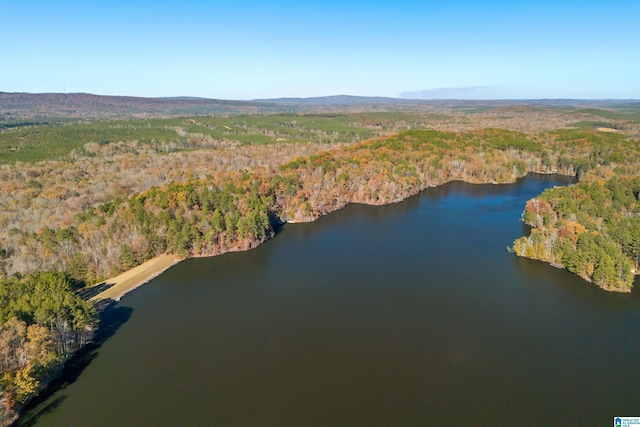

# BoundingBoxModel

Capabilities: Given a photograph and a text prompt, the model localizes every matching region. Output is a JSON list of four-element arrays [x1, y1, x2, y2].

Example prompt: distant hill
[[1, 92, 638, 124], [0, 92, 284, 123]]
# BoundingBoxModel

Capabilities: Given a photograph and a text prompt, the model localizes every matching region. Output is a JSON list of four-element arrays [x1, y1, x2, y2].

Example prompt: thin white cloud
[[400, 86, 491, 100]]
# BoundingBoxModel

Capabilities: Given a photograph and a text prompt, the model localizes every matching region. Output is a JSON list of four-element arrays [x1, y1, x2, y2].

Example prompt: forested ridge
[[1, 125, 639, 425]]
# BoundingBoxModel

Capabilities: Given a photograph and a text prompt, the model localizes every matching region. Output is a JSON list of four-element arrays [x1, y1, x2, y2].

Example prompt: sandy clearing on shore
[[597, 127, 618, 133], [90, 254, 182, 302]]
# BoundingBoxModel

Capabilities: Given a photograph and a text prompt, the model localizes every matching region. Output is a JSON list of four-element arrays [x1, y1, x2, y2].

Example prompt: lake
[[20, 174, 640, 426]]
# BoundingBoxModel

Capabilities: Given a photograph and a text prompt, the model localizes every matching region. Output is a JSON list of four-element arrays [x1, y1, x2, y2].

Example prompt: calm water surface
[[21, 175, 640, 426]]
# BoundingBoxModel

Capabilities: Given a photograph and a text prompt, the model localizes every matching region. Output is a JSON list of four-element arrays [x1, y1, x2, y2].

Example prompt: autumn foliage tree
[[0, 272, 96, 425]]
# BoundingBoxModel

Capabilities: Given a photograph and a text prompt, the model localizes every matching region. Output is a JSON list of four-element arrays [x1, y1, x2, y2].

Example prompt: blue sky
[[2, 0, 639, 99]]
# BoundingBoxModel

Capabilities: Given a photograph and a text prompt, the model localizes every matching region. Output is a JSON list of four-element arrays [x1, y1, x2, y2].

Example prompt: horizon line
[[1, 91, 639, 102]]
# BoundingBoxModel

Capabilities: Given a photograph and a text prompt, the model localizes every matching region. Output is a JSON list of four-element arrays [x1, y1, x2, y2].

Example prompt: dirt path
[[89, 254, 182, 302]]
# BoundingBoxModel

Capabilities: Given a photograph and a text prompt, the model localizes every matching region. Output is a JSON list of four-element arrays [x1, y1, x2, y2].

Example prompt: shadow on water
[[15, 301, 133, 427], [271, 212, 286, 235], [13, 397, 66, 427], [513, 255, 640, 311]]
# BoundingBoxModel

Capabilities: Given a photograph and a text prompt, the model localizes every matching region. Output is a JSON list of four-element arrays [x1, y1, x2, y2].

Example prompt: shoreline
[[86, 169, 636, 305], [88, 171, 575, 304]]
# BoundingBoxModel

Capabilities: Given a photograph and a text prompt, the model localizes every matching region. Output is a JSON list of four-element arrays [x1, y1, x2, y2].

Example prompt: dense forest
[[1, 107, 639, 425], [513, 176, 640, 291], [0, 272, 95, 425], [0, 113, 426, 164], [510, 130, 640, 291]]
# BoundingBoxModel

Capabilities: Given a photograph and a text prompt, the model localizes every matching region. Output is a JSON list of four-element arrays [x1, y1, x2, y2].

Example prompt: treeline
[[0, 272, 96, 425], [513, 176, 640, 291]]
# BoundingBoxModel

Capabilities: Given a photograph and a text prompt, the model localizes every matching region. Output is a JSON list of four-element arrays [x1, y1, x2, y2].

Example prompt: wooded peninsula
[[1, 94, 639, 424]]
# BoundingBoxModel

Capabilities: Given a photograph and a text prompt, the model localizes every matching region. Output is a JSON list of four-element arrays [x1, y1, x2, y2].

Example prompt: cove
[[19, 174, 640, 426]]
